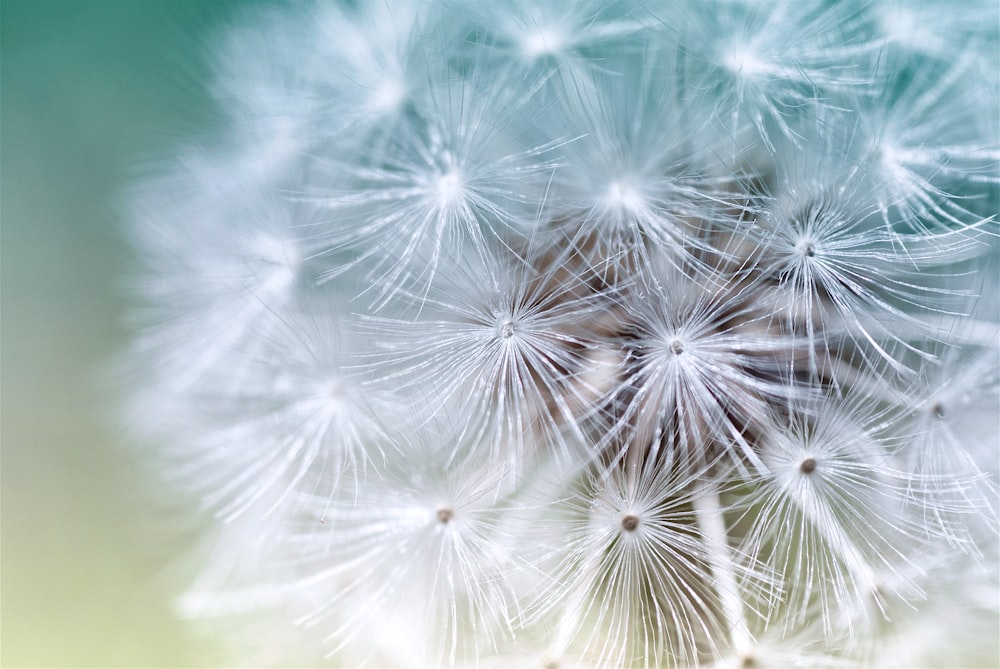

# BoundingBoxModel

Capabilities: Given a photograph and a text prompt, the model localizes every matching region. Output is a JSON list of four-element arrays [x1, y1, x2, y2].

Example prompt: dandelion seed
[[596, 257, 799, 472], [291, 427, 524, 667], [856, 55, 1000, 233], [359, 242, 601, 468], [528, 445, 734, 668], [664, 0, 876, 148]]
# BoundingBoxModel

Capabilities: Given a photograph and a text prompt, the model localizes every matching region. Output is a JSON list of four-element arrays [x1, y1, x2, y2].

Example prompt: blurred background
[[2, 1, 261, 665]]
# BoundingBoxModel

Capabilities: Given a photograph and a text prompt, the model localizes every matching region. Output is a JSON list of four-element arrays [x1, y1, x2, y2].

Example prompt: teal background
[[2, 1, 260, 665]]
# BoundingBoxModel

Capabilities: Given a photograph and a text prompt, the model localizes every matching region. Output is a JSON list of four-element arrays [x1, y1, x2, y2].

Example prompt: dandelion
[[120, 1, 999, 667]]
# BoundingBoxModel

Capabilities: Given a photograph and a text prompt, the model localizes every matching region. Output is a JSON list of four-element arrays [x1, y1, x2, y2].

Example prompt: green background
[[2, 1, 262, 665]]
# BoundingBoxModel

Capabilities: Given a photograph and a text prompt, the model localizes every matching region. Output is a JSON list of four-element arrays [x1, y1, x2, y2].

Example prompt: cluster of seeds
[[123, 1, 999, 667]]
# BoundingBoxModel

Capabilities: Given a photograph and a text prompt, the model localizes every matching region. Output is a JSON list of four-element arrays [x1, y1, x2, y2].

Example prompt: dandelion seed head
[[119, 0, 1000, 665]]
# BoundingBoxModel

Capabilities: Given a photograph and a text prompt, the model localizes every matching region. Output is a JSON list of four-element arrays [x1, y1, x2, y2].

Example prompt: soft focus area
[[4, 2, 998, 667], [2, 2, 254, 665]]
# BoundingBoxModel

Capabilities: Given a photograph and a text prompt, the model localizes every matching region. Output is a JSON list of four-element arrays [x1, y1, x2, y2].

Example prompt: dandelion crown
[[122, 1, 999, 667]]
